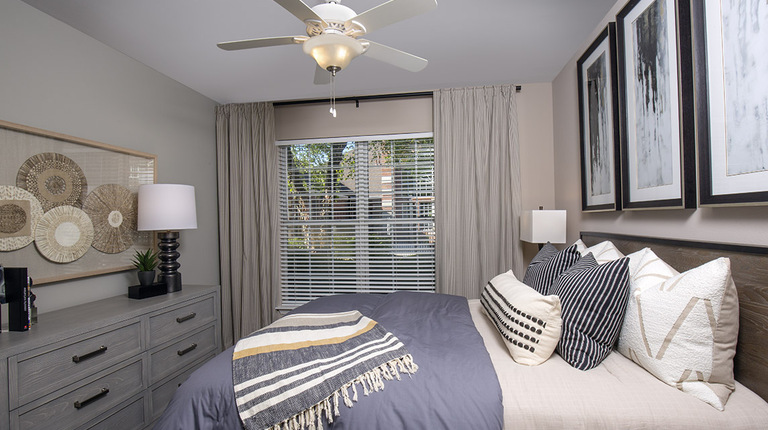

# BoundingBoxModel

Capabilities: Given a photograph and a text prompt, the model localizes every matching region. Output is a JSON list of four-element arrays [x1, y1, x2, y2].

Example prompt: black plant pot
[[138, 270, 155, 287]]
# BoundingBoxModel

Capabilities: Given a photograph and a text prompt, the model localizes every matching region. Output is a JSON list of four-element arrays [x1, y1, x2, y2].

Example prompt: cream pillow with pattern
[[481, 270, 562, 366], [618, 249, 738, 410]]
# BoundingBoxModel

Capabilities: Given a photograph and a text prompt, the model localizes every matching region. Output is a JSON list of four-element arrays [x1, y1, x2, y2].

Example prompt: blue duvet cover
[[154, 291, 503, 429]]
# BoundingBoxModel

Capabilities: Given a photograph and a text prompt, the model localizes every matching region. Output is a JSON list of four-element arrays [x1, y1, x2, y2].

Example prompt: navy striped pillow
[[553, 253, 630, 370], [523, 243, 581, 294]]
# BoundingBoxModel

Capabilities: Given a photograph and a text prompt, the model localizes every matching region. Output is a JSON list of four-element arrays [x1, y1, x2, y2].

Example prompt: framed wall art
[[692, 0, 768, 206], [0, 119, 156, 284], [616, 0, 696, 209], [578, 23, 622, 212]]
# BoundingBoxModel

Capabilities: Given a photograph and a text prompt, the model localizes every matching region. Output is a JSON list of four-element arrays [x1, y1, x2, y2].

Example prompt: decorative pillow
[[481, 270, 562, 365], [579, 240, 625, 264], [572, 239, 587, 254], [523, 243, 581, 294], [617, 251, 738, 410], [625, 247, 680, 288], [552, 253, 630, 370]]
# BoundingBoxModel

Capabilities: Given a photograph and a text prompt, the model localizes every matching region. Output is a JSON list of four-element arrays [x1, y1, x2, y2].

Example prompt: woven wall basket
[[83, 184, 137, 254], [0, 185, 44, 251], [17, 152, 88, 212], [34, 205, 94, 263]]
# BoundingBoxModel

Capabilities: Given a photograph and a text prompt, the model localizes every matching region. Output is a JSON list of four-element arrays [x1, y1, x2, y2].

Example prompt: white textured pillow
[[579, 240, 625, 264], [618, 250, 738, 410], [480, 270, 562, 365]]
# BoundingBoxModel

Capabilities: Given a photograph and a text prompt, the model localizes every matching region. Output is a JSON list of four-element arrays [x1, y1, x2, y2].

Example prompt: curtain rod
[[273, 86, 522, 107]]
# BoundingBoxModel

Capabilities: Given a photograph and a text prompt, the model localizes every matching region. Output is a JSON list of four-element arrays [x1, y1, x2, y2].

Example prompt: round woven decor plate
[[17, 152, 88, 212], [83, 184, 137, 254], [34, 205, 94, 263], [0, 185, 44, 251]]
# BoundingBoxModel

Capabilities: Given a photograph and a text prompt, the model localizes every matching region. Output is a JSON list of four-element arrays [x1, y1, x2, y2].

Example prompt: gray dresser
[[0, 284, 221, 430]]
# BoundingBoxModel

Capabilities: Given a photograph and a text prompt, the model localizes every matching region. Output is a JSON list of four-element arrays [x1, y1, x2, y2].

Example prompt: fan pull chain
[[329, 69, 337, 118]]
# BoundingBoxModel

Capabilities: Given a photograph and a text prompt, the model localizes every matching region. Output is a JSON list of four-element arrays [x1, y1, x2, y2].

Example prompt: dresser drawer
[[150, 325, 217, 384], [150, 354, 213, 420], [149, 295, 216, 347], [12, 321, 142, 408], [85, 396, 145, 430], [16, 359, 144, 430]]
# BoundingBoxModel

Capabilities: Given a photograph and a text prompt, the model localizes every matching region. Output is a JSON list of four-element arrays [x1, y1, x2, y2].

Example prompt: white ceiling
[[20, 0, 617, 104]]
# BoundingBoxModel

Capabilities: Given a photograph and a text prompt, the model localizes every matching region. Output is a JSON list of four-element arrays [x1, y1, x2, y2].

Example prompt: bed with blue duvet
[[154, 234, 768, 429], [153, 292, 504, 430]]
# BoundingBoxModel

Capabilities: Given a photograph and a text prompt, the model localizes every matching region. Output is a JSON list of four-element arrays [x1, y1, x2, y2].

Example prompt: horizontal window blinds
[[279, 134, 435, 307]]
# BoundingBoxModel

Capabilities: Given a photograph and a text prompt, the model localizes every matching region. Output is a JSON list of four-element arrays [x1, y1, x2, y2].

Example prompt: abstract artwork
[[0, 119, 156, 284], [632, 1, 673, 190], [694, 0, 768, 205], [578, 23, 621, 212], [617, 0, 696, 209]]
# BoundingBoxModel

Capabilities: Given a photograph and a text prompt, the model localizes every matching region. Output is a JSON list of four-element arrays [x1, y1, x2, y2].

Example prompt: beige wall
[[275, 84, 557, 264], [517, 83, 557, 262], [552, 0, 768, 248], [0, 0, 220, 313], [275, 96, 433, 140]]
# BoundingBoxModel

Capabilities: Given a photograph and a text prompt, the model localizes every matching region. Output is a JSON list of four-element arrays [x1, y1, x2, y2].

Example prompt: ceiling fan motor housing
[[307, 2, 360, 36]]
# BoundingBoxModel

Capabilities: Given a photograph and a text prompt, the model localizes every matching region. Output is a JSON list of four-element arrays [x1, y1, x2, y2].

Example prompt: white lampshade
[[137, 184, 198, 231], [520, 210, 566, 244]]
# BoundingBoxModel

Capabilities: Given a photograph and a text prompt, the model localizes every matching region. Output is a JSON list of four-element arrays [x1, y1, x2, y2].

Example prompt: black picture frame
[[692, 0, 768, 206], [577, 23, 622, 212], [616, 0, 696, 210]]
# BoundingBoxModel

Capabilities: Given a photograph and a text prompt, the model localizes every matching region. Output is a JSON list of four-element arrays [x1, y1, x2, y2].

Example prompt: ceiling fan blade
[[217, 36, 305, 51], [347, 0, 437, 35], [314, 65, 331, 85], [274, 0, 327, 25], [361, 40, 428, 72]]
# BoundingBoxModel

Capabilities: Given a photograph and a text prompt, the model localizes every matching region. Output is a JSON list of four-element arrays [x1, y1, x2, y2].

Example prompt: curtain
[[216, 102, 280, 348], [434, 85, 524, 298]]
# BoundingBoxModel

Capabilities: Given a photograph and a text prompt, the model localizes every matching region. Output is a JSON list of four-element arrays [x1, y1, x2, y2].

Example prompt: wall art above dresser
[[0, 119, 157, 284]]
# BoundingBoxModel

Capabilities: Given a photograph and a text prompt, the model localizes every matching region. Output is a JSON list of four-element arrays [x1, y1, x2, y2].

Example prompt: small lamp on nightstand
[[137, 184, 198, 293], [521, 208, 566, 249]]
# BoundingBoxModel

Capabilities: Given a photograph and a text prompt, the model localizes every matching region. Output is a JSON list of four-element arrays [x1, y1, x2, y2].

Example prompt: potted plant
[[131, 248, 159, 286]]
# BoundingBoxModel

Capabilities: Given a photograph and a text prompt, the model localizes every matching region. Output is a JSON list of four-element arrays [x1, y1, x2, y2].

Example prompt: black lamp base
[[157, 231, 182, 293]]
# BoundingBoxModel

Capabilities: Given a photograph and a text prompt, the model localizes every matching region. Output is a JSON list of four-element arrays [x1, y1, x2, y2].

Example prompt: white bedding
[[468, 299, 768, 429]]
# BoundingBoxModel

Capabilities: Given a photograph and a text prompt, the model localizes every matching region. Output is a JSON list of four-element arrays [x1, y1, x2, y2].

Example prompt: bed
[[154, 232, 768, 429]]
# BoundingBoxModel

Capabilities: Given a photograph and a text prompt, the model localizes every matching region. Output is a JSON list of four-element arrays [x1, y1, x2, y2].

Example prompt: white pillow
[[625, 247, 679, 288], [617, 250, 738, 410], [573, 239, 587, 254], [578, 240, 625, 264], [480, 270, 562, 365]]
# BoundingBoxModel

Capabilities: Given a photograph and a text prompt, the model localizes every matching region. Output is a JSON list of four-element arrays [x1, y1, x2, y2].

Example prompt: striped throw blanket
[[232, 310, 418, 430]]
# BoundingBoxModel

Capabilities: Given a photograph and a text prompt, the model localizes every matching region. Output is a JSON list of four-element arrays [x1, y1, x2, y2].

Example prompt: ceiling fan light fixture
[[302, 33, 364, 72]]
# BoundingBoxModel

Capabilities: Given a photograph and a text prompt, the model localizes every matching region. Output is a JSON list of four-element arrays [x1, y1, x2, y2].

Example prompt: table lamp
[[520, 208, 566, 249], [137, 184, 197, 292]]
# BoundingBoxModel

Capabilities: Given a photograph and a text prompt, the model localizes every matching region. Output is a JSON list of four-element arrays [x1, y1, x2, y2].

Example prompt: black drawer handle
[[177, 343, 198, 356], [72, 346, 107, 363], [74, 387, 109, 409], [176, 312, 196, 323]]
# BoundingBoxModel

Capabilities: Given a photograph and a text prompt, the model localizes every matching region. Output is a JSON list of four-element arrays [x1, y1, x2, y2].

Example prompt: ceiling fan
[[217, 0, 438, 86]]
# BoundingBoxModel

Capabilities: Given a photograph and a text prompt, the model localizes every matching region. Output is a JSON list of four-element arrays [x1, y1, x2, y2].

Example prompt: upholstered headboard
[[580, 232, 768, 402]]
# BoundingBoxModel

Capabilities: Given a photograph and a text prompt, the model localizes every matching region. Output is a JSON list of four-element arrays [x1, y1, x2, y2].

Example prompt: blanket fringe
[[268, 354, 418, 430]]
